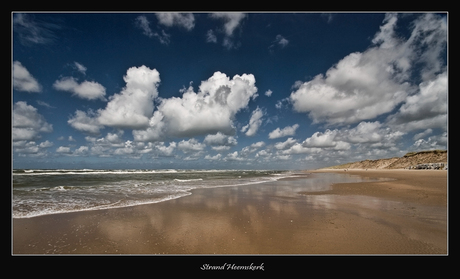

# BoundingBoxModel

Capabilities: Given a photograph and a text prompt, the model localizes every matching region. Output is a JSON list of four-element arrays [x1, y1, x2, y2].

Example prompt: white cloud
[[209, 13, 246, 49], [155, 13, 195, 31], [342, 121, 383, 144], [387, 71, 447, 132], [13, 61, 42, 93], [413, 129, 433, 141], [269, 35, 289, 53], [206, 29, 217, 43], [289, 49, 409, 125], [265, 89, 273, 97], [114, 141, 135, 155], [241, 107, 264, 137], [205, 154, 222, 160], [153, 30, 171, 45], [204, 132, 237, 147], [68, 109, 104, 135], [268, 124, 299, 139], [39, 140, 53, 148], [73, 146, 89, 156], [73, 61, 87, 75], [256, 149, 271, 158], [303, 129, 338, 148], [177, 138, 206, 153], [67, 68, 257, 141], [274, 137, 297, 150], [289, 13, 446, 126], [155, 141, 177, 157], [135, 71, 258, 140], [135, 15, 154, 37], [56, 146, 72, 154], [407, 14, 447, 81], [225, 151, 244, 161], [210, 13, 246, 37], [411, 132, 447, 150], [13, 140, 53, 156], [13, 13, 58, 46], [13, 101, 52, 141], [98, 65, 160, 129], [53, 77, 106, 101], [275, 35, 289, 47], [302, 129, 351, 151], [240, 141, 265, 157], [135, 15, 171, 44], [251, 141, 265, 149], [371, 13, 399, 49], [279, 142, 315, 155], [36, 100, 55, 109]]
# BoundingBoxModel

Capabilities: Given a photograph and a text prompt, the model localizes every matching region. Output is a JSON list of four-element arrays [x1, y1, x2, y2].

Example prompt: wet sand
[[12, 170, 447, 254]]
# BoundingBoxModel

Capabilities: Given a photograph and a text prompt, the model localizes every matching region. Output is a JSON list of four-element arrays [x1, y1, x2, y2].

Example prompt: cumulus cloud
[[13, 61, 42, 93], [387, 71, 447, 132], [289, 13, 446, 126], [155, 13, 195, 30], [68, 109, 104, 135], [73, 146, 89, 156], [53, 77, 106, 101], [265, 89, 273, 97], [98, 65, 160, 129], [274, 137, 298, 150], [204, 132, 237, 149], [155, 141, 177, 157], [413, 129, 433, 141], [289, 49, 409, 125], [64, 67, 257, 142], [302, 129, 351, 151], [241, 107, 264, 137], [134, 71, 258, 140], [268, 124, 299, 139], [225, 151, 244, 161], [411, 132, 447, 150], [205, 154, 222, 160], [56, 146, 72, 154], [13, 140, 53, 156], [303, 129, 338, 148], [177, 138, 206, 153], [341, 121, 383, 144], [240, 141, 265, 157], [13, 101, 52, 141]]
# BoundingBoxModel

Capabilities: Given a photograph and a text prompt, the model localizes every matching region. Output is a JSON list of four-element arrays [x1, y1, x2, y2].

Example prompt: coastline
[[12, 169, 447, 254]]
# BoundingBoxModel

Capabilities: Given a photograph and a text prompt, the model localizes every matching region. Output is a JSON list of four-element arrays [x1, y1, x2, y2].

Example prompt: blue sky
[[12, 12, 447, 170]]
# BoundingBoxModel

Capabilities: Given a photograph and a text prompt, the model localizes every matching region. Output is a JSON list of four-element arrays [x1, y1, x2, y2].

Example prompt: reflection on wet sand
[[13, 172, 447, 254]]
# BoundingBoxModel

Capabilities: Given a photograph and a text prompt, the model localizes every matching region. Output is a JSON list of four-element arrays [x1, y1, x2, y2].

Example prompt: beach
[[12, 169, 447, 254]]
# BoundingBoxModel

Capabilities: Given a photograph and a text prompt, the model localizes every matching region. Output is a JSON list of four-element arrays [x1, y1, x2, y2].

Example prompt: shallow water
[[12, 169, 290, 218]]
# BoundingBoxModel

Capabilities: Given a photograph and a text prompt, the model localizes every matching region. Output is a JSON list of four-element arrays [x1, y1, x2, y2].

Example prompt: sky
[[12, 12, 448, 170]]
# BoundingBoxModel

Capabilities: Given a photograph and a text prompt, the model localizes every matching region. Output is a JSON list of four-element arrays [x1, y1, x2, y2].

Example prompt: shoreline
[[13, 169, 447, 254]]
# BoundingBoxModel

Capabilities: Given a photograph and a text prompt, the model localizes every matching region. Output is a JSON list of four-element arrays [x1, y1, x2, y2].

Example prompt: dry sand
[[12, 169, 447, 255]]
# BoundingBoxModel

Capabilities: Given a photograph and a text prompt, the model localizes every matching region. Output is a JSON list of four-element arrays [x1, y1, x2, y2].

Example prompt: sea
[[12, 169, 295, 218]]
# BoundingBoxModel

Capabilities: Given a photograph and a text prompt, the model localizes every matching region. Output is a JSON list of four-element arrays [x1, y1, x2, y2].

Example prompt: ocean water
[[12, 169, 294, 218]]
